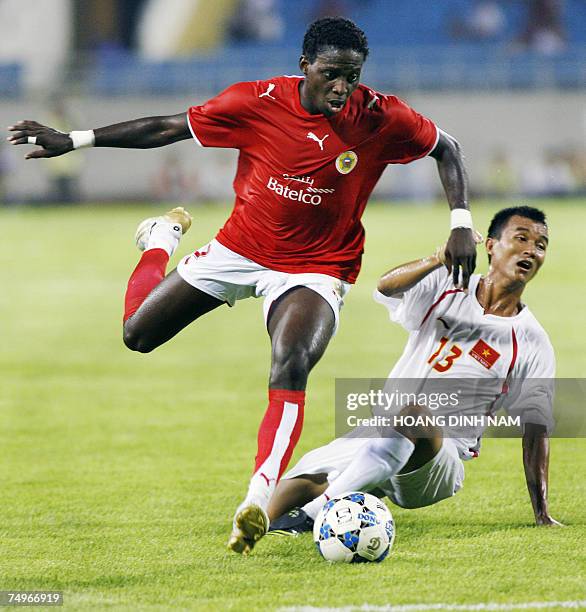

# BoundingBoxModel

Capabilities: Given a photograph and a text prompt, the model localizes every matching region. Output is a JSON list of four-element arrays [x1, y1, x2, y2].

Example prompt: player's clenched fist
[[435, 229, 482, 267], [7, 120, 73, 159], [444, 226, 478, 289]]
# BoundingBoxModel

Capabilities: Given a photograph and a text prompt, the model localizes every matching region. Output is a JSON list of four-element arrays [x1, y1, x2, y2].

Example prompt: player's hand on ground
[[536, 515, 564, 526], [7, 120, 73, 159], [444, 226, 478, 289]]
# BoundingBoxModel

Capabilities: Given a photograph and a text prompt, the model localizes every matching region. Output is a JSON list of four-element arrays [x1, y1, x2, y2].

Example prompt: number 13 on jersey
[[427, 336, 463, 372]]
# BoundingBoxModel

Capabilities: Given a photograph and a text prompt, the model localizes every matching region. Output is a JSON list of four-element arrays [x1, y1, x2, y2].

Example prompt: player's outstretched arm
[[377, 249, 444, 298], [522, 423, 563, 526], [429, 130, 477, 289], [7, 113, 190, 159]]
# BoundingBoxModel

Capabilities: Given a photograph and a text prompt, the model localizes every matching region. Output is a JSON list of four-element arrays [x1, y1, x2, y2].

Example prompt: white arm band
[[450, 208, 473, 230], [69, 130, 95, 149]]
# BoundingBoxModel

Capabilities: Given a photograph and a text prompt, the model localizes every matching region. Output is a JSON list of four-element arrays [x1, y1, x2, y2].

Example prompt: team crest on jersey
[[469, 339, 501, 369], [335, 151, 358, 174]]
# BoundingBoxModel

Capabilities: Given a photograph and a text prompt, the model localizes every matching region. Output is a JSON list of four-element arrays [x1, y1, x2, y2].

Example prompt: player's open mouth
[[516, 260, 533, 272], [327, 99, 346, 112]]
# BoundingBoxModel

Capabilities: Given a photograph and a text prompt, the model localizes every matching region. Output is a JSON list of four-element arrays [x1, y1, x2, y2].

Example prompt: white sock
[[146, 221, 182, 257], [232, 474, 273, 527], [302, 434, 415, 520], [242, 471, 275, 512]]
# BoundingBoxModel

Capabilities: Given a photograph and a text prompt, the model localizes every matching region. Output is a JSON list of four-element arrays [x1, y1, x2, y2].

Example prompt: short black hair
[[302, 17, 369, 63], [487, 205, 547, 240]]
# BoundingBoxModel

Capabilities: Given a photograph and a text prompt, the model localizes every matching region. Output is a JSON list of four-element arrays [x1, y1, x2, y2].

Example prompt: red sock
[[123, 248, 169, 322], [254, 389, 306, 483]]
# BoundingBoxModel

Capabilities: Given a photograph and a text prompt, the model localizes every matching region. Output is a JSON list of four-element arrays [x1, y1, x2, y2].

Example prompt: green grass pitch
[[1, 200, 585, 610]]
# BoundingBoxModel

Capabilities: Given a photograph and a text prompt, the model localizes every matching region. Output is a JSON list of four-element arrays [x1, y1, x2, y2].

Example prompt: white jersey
[[374, 269, 555, 459]]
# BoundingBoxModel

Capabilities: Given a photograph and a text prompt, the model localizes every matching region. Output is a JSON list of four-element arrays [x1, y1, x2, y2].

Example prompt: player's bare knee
[[395, 403, 440, 442], [270, 349, 311, 388], [123, 323, 155, 353], [399, 403, 431, 419]]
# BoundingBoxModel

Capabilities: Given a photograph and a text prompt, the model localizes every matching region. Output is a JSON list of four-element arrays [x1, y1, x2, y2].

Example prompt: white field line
[[280, 601, 586, 612]]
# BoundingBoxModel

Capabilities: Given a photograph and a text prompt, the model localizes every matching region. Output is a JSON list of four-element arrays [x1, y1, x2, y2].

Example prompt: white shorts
[[177, 239, 352, 332], [283, 436, 464, 509]]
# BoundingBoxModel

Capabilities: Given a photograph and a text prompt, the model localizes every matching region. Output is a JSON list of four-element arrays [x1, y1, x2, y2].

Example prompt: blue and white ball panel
[[313, 491, 395, 563]]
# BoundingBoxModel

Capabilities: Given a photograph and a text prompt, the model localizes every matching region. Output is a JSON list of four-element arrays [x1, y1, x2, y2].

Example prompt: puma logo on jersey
[[307, 132, 329, 151], [437, 317, 450, 330], [259, 83, 276, 100]]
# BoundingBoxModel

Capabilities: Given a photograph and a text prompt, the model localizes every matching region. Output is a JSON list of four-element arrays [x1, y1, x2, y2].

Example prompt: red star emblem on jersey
[[469, 339, 501, 369]]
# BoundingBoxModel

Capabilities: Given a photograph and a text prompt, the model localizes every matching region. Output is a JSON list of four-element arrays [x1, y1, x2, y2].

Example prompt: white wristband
[[69, 130, 95, 149], [450, 208, 473, 230]]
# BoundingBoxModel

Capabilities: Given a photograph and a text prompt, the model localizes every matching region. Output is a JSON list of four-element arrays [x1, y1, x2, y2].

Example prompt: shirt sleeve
[[378, 96, 439, 165], [373, 267, 452, 331], [187, 81, 255, 149], [503, 332, 556, 434]]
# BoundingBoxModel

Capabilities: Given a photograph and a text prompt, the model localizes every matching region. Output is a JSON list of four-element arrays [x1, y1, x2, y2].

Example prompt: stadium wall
[[1, 92, 583, 203]]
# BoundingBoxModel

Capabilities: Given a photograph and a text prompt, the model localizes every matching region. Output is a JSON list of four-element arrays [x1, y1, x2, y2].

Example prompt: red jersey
[[187, 76, 438, 283]]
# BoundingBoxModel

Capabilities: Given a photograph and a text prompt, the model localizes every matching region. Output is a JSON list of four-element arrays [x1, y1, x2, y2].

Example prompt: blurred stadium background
[[0, 0, 584, 205]]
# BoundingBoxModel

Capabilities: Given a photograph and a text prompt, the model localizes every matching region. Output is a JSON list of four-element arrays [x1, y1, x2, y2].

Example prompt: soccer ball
[[313, 492, 395, 563]]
